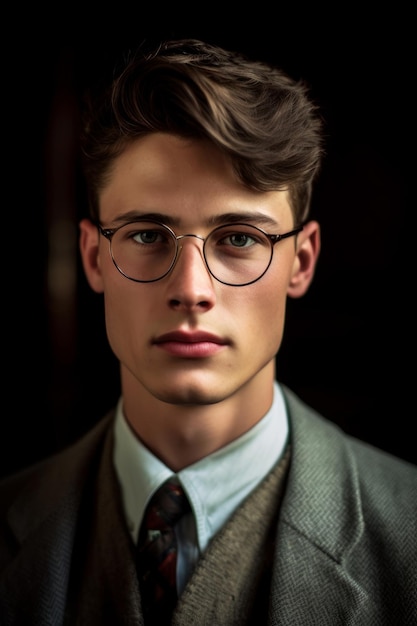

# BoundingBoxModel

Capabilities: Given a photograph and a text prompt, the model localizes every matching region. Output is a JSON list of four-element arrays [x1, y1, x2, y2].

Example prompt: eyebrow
[[108, 210, 282, 230]]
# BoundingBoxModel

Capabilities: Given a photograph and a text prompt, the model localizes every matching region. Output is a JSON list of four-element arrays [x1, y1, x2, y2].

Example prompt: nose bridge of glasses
[[175, 233, 205, 245], [175, 233, 206, 258], [172, 233, 210, 274]]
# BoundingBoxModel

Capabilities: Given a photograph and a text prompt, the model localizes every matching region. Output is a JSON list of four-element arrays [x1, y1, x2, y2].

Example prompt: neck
[[120, 364, 275, 471]]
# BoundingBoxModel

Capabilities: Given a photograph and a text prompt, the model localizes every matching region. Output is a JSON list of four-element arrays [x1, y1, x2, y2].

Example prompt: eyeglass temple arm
[[270, 225, 303, 244]]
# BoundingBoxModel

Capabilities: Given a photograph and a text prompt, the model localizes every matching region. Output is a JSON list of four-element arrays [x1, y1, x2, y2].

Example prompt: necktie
[[137, 479, 191, 625]]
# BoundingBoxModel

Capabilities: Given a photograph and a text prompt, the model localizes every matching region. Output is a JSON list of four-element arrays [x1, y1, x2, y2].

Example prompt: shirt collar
[[113, 381, 288, 551]]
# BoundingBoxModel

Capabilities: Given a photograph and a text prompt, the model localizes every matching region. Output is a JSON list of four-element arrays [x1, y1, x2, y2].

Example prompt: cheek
[[250, 263, 290, 312], [233, 271, 289, 343], [101, 274, 151, 353]]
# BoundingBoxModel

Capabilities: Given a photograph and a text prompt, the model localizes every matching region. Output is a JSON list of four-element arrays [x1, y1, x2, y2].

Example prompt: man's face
[[81, 133, 317, 408]]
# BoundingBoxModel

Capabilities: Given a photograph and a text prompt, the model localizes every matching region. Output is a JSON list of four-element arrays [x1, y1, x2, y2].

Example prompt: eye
[[224, 232, 256, 248], [119, 223, 172, 247], [214, 227, 262, 249], [132, 229, 163, 245]]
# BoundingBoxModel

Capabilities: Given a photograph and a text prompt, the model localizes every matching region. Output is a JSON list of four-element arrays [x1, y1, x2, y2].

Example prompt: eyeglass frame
[[96, 220, 303, 287]]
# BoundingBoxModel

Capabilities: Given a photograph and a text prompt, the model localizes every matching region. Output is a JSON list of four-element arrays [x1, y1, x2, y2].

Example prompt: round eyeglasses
[[97, 220, 303, 287]]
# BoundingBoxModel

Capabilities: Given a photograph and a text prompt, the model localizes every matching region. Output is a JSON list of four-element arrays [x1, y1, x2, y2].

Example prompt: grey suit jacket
[[1, 386, 416, 625]]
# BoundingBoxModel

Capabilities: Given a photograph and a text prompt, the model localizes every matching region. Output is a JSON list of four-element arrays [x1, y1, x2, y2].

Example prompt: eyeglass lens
[[108, 221, 274, 286]]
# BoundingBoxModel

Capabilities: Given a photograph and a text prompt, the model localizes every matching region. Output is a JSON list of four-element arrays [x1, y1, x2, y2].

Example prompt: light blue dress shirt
[[113, 381, 289, 593]]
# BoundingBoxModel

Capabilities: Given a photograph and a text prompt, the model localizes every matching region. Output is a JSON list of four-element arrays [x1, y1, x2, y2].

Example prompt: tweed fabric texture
[[60, 423, 290, 625], [1, 386, 417, 624]]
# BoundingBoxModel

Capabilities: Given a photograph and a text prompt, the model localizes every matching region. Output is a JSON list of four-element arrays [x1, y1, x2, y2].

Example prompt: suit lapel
[[1, 414, 113, 625], [269, 387, 374, 624], [69, 421, 143, 624], [1, 489, 80, 625]]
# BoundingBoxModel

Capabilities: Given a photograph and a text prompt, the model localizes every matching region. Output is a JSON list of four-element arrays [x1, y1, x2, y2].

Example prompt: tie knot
[[142, 479, 190, 533]]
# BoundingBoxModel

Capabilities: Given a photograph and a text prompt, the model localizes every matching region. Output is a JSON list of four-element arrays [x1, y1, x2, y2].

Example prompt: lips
[[154, 330, 226, 344], [153, 330, 227, 357]]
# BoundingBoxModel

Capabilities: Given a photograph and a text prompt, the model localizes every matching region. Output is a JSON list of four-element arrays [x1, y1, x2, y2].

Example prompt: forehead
[[99, 133, 294, 228]]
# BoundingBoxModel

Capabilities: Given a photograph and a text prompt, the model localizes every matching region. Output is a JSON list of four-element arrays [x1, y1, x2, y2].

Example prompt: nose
[[166, 236, 216, 312]]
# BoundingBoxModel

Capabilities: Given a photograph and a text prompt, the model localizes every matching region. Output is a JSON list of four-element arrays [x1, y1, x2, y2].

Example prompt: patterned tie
[[137, 479, 191, 625]]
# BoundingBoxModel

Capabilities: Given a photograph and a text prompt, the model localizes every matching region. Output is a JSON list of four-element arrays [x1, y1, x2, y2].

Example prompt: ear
[[287, 220, 321, 298], [79, 218, 105, 293]]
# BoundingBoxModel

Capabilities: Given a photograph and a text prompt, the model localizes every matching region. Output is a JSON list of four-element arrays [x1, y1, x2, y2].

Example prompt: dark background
[[3, 4, 415, 478]]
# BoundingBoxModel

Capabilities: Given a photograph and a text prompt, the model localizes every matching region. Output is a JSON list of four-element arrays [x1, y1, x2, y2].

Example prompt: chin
[[152, 382, 225, 406]]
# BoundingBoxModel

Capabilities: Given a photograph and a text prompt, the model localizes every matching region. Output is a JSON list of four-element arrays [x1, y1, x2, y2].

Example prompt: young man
[[1, 38, 416, 625]]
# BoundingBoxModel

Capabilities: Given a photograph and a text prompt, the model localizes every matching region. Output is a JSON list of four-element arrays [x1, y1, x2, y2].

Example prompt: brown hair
[[80, 38, 324, 224]]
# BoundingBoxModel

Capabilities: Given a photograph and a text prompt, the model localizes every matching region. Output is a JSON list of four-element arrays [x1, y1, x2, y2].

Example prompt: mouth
[[153, 330, 228, 358]]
